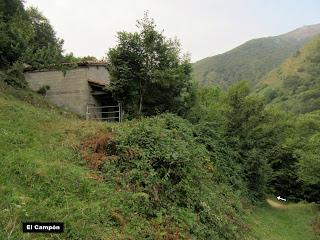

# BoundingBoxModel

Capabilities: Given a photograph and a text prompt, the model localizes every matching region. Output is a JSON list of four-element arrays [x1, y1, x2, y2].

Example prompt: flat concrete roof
[[24, 61, 107, 72]]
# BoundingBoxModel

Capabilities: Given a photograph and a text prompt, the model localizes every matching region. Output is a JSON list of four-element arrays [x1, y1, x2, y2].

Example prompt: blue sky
[[25, 0, 320, 62]]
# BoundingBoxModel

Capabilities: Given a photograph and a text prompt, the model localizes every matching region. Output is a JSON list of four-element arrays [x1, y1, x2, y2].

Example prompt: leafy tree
[[107, 12, 195, 117], [21, 7, 64, 69], [187, 86, 227, 125], [0, 0, 32, 68], [63, 52, 98, 63], [225, 81, 274, 199], [298, 133, 320, 185], [289, 111, 320, 202], [0, 2, 65, 86], [102, 114, 247, 239]]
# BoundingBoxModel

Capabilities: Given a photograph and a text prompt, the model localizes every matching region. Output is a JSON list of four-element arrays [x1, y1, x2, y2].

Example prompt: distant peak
[[280, 23, 320, 41]]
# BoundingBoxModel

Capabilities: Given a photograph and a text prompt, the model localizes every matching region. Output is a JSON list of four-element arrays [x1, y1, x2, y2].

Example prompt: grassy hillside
[[246, 199, 319, 240], [259, 35, 320, 113], [0, 84, 247, 239], [0, 84, 127, 239], [1, 83, 319, 239], [193, 24, 320, 88]]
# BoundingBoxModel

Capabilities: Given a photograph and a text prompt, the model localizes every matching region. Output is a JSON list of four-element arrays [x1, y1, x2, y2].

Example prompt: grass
[[246, 198, 319, 240], [0, 84, 151, 239], [0, 83, 319, 239]]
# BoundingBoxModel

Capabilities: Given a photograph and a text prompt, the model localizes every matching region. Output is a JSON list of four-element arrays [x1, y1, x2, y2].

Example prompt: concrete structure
[[24, 62, 120, 121]]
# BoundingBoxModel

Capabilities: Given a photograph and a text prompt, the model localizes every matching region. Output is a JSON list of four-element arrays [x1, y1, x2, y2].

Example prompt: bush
[[36, 85, 50, 96], [0, 63, 26, 88], [193, 122, 247, 194], [101, 114, 247, 239], [103, 114, 211, 211]]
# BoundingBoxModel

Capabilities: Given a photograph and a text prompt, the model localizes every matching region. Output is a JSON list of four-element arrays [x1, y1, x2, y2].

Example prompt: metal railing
[[86, 103, 122, 122]]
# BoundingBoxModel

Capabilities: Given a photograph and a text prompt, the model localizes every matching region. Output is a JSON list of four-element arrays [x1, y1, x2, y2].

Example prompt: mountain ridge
[[193, 23, 320, 88], [259, 34, 320, 113], [281, 23, 320, 41]]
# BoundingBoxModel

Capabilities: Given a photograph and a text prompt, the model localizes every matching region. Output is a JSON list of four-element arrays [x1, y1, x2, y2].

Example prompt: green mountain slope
[[259, 35, 320, 113], [193, 24, 320, 88]]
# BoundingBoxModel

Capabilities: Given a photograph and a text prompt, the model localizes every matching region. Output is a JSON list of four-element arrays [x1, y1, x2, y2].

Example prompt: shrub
[[103, 114, 211, 211], [37, 85, 50, 96], [0, 63, 26, 88], [101, 114, 247, 239]]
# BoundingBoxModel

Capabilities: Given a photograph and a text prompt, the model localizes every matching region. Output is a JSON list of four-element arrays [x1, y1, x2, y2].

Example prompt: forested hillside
[[259, 35, 320, 114], [193, 24, 320, 88], [0, 1, 319, 239]]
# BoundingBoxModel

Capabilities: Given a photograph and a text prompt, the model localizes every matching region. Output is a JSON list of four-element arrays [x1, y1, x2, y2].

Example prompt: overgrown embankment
[[0, 83, 319, 239], [0, 84, 247, 239]]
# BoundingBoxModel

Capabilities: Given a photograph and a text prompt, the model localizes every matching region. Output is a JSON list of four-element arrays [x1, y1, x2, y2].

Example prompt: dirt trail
[[267, 198, 287, 209]]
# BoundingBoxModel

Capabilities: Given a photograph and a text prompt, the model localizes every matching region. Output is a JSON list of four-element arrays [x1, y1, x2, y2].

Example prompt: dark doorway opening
[[88, 82, 121, 122]]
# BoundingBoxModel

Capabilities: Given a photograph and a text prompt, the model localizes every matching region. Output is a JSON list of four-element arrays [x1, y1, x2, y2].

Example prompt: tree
[[0, 2, 65, 86], [0, 0, 32, 68], [107, 12, 195, 117], [63, 52, 98, 63], [298, 133, 320, 185], [21, 7, 64, 68], [225, 81, 274, 199], [187, 86, 228, 124]]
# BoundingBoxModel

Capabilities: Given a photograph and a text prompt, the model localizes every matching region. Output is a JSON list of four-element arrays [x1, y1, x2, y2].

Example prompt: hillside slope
[[193, 24, 320, 88], [0, 84, 124, 239], [0, 84, 247, 239], [259, 35, 320, 113], [0, 83, 319, 239]]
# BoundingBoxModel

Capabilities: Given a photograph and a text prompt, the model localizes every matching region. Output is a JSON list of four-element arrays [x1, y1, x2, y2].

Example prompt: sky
[[25, 0, 320, 62]]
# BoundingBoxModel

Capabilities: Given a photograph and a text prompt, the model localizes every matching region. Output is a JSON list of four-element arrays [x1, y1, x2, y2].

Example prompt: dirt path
[[266, 198, 287, 209]]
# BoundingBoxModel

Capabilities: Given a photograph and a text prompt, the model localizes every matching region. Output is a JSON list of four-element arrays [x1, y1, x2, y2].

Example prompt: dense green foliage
[[0, 0, 29, 68], [0, 1, 95, 88], [260, 35, 320, 114], [193, 24, 320, 88], [225, 83, 274, 199], [102, 114, 247, 239], [2, 82, 318, 239], [1, 78, 319, 239], [255, 36, 320, 199], [0, 2, 63, 65], [107, 13, 195, 117], [21, 7, 64, 69], [63, 53, 98, 63], [0, 2, 319, 239], [0, 1, 64, 87], [0, 84, 249, 239], [276, 111, 320, 202], [188, 82, 320, 203]]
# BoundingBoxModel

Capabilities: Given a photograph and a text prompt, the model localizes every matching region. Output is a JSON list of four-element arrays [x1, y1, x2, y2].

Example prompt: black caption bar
[[22, 222, 64, 233]]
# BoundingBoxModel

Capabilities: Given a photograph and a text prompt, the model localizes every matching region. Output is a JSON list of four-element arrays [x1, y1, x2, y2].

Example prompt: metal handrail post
[[86, 104, 89, 120], [118, 103, 121, 122]]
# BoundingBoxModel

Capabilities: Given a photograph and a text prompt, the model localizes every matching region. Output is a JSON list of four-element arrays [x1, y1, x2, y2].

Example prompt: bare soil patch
[[79, 131, 116, 171], [266, 198, 287, 209]]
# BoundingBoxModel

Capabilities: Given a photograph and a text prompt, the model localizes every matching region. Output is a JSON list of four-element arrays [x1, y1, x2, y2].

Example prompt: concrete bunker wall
[[87, 65, 110, 83], [24, 66, 110, 117]]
